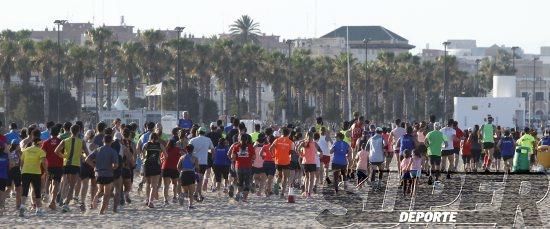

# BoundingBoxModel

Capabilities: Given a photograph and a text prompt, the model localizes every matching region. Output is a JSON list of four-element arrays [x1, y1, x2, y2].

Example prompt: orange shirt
[[272, 137, 293, 165]]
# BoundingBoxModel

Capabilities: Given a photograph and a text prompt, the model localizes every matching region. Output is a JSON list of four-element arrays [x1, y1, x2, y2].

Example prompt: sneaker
[[35, 208, 44, 216], [427, 176, 433, 185], [18, 207, 25, 217], [172, 197, 178, 204], [234, 193, 241, 202], [62, 204, 70, 213], [79, 203, 86, 212], [178, 196, 185, 206], [446, 173, 451, 179], [164, 200, 169, 205], [188, 205, 194, 210], [325, 177, 332, 185]]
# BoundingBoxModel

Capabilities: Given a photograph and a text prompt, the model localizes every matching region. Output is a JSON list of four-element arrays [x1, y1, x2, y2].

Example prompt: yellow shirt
[[21, 146, 46, 174], [63, 138, 84, 167]]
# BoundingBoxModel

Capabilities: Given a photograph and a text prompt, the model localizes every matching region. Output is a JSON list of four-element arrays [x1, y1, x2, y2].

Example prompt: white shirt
[[440, 127, 456, 151], [189, 135, 214, 165], [317, 135, 331, 156], [390, 127, 406, 151]]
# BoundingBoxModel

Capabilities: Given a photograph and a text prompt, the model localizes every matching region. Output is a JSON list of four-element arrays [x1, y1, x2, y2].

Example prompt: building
[[294, 26, 415, 62], [30, 22, 93, 45]]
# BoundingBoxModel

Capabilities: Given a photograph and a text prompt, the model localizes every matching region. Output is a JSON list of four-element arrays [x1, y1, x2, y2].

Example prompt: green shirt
[[426, 130, 445, 156], [250, 132, 260, 143], [517, 134, 536, 154], [341, 130, 351, 144], [59, 132, 70, 140], [481, 123, 495, 143]]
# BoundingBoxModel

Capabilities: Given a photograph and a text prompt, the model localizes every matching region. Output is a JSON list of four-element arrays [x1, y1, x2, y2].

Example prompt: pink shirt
[[400, 157, 412, 172], [355, 150, 369, 171], [417, 131, 426, 143], [301, 141, 318, 165], [252, 146, 264, 168], [411, 155, 422, 171]]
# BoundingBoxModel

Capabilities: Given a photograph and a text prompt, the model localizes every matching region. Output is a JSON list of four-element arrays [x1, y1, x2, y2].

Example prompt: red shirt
[[461, 140, 471, 156], [261, 144, 273, 162], [453, 127, 464, 149], [232, 143, 255, 169], [42, 137, 63, 168], [162, 146, 181, 170], [0, 134, 7, 146]]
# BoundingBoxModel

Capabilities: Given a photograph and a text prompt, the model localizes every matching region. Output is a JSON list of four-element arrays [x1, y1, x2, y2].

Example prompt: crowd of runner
[[0, 111, 546, 216]]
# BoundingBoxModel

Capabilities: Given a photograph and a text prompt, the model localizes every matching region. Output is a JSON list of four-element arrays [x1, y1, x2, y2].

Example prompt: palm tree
[[66, 45, 93, 118], [0, 30, 18, 122], [263, 51, 287, 122], [190, 44, 212, 122], [375, 52, 396, 122], [104, 41, 121, 110], [240, 44, 264, 117], [212, 39, 238, 116], [312, 56, 334, 117], [229, 15, 261, 45], [291, 49, 314, 120], [88, 27, 113, 111], [140, 30, 167, 110], [120, 42, 144, 109], [34, 40, 57, 121]]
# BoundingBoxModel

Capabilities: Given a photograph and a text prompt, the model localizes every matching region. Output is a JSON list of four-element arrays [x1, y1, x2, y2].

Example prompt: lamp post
[[442, 41, 451, 120], [511, 46, 519, 73], [285, 39, 293, 123], [54, 19, 67, 123], [532, 57, 539, 127], [475, 59, 481, 96], [363, 38, 370, 117], [175, 26, 185, 119]]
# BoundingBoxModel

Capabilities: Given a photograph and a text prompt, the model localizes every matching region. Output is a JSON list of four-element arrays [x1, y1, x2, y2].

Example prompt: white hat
[[114, 132, 123, 141], [210, 122, 217, 127], [434, 122, 442, 130]]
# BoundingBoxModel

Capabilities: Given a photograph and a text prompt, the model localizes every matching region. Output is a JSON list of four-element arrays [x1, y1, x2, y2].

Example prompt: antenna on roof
[[121, 16, 125, 26]]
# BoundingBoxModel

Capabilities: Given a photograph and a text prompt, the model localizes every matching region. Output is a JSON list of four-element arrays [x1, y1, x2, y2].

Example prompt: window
[[536, 92, 544, 101], [472, 105, 478, 110], [521, 92, 529, 101]]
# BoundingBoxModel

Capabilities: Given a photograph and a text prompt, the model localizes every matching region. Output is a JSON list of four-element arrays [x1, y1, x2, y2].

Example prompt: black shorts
[[236, 168, 252, 192], [113, 168, 122, 180], [48, 167, 64, 182], [442, 150, 454, 157], [180, 171, 196, 186], [263, 161, 276, 176], [162, 169, 179, 179], [252, 167, 265, 175], [453, 148, 460, 155], [471, 149, 482, 163], [121, 168, 133, 180], [79, 164, 95, 179], [289, 162, 300, 170], [369, 161, 383, 166], [462, 156, 471, 164], [21, 174, 41, 198], [483, 142, 494, 150], [303, 164, 317, 172], [64, 165, 80, 175], [8, 167, 21, 187], [429, 155, 442, 167], [213, 165, 230, 182], [199, 165, 210, 175], [493, 150, 501, 159], [97, 176, 114, 185], [502, 156, 514, 161], [144, 163, 161, 177], [0, 178, 7, 192], [332, 163, 347, 171], [276, 164, 290, 171]]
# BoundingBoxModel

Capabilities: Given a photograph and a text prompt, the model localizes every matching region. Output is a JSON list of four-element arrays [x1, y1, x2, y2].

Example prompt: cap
[[198, 127, 208, 133], [114, 132, 123, 141], [434, 122, 442, 130], [375, 127, 383, 132], [210, 122, 217, 127]]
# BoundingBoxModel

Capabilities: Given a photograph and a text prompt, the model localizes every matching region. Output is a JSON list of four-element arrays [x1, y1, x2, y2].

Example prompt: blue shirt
[[0, 152, 9, 179], [5, 130, 20, 144], [213, 146, 231, 166], [500, 137, 515, 157], [40, 130, 50, 141], [331, 140, 349, 165], [138, 131, 152, 150], [224, 125, 233, 135], [178, 119, 193, 130], [541, 136, 550, 146], [399, 134, 415, 155]]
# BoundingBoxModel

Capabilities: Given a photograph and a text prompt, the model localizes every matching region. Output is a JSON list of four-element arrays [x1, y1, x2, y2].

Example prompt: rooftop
[[321, 26, 408, 42]]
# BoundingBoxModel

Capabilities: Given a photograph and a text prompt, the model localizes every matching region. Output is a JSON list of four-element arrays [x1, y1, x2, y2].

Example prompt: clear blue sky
[[3, 0, 548, 54]]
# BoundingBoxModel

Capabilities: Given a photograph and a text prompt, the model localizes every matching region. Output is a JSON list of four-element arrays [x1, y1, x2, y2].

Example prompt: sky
[[2, 0, 549, 54]]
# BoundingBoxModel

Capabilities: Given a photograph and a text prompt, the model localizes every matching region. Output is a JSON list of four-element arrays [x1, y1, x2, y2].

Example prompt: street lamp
[[54, 19, 67, 123], [442, 41, 451, 120], [363, 38, 370, 117], [285, 39, 293, 123], [174, 26, 185, 119], [475, 59, 481, 96], [532, 56, 539, 127], [511, 46, 519, 73]]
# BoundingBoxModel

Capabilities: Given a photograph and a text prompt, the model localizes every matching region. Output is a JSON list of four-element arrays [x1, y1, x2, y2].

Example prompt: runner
[[252, 134, 266, 196], [0, 143, 9, 215], [317, 126, 332, 185], [516, 127, 536, 169], [178, 111, 193, 130], [330, 132, 351, 193], [261, 133, 276, 196], [120, 128, 136, 204], [440, 119, 456, 179], [366, 127, 386, 188], [452, 121, 464, 171], [41, 125, 62, 210], [270, 127, 294, 197], [161, 139, 181, 205], [189, 127, 214, 202], [299, 131, 320, 198], [493, 126, 503, 172], [354, 133, 369, 189], [349, 116, 365, 179], [497, 130, 515, 173], [382, 127, 393, 172], [480, 115, 496, 172], [142, 132, 166, 208], [40, 121, 55, 141], [425, 122, 445, 185], [250, 124, 261, 143], [212, 138, 230, 194], [397, 126, 417, 176], [470, 125, 482, 172], [59, 122, 72, 140], [55, 124, 89, 212], [7, 139, 22, 213], [177, 144, 199, 210], [206, 123, 223, 192], [389, 119, 406, 172], [5, 123, 20, 144], [136, 122, 155, 193], [230, 134, 255, 202], [289, 130, 302, 190], [85, 134, 119, 215], [400, 149, 413, 196], [80, 123, 103, 210], [460, 130, 472, 172], [108, 128, 124, 212], [20, 129, 47, 216]]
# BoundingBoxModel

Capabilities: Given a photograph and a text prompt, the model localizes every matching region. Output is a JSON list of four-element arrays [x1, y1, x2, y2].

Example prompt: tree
[[34, 40, 57, 122], [0, 30, 17, 123], [120, 42, 144, 109], [229, 15, 261, 45], [88, 27, 113, 110], [140, 30, 167, 110], [66, 45, 93, 118]]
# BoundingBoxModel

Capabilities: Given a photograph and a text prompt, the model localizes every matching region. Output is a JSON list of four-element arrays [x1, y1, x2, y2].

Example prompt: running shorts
[[213, 165, 230, 182], [0, 178, 7, 192], [441, 150, 454, 157], [8, 167, 21, 187], [429, 155, 442, 167], [263, 161, 276, 176], [64, 165, 80, 175], [79, 164, 95, 179], [303, 164, 317, 172], [48, 167, 64, 182], [144, 163, 161, 177], [180, 171, 196, 186], [162, 169, 179, 179], [483, 142, 494, 150], [97, 176, 114, 185]]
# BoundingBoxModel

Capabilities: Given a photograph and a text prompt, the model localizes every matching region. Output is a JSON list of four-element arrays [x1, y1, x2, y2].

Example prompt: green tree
[[229, 15, 261, 45]]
